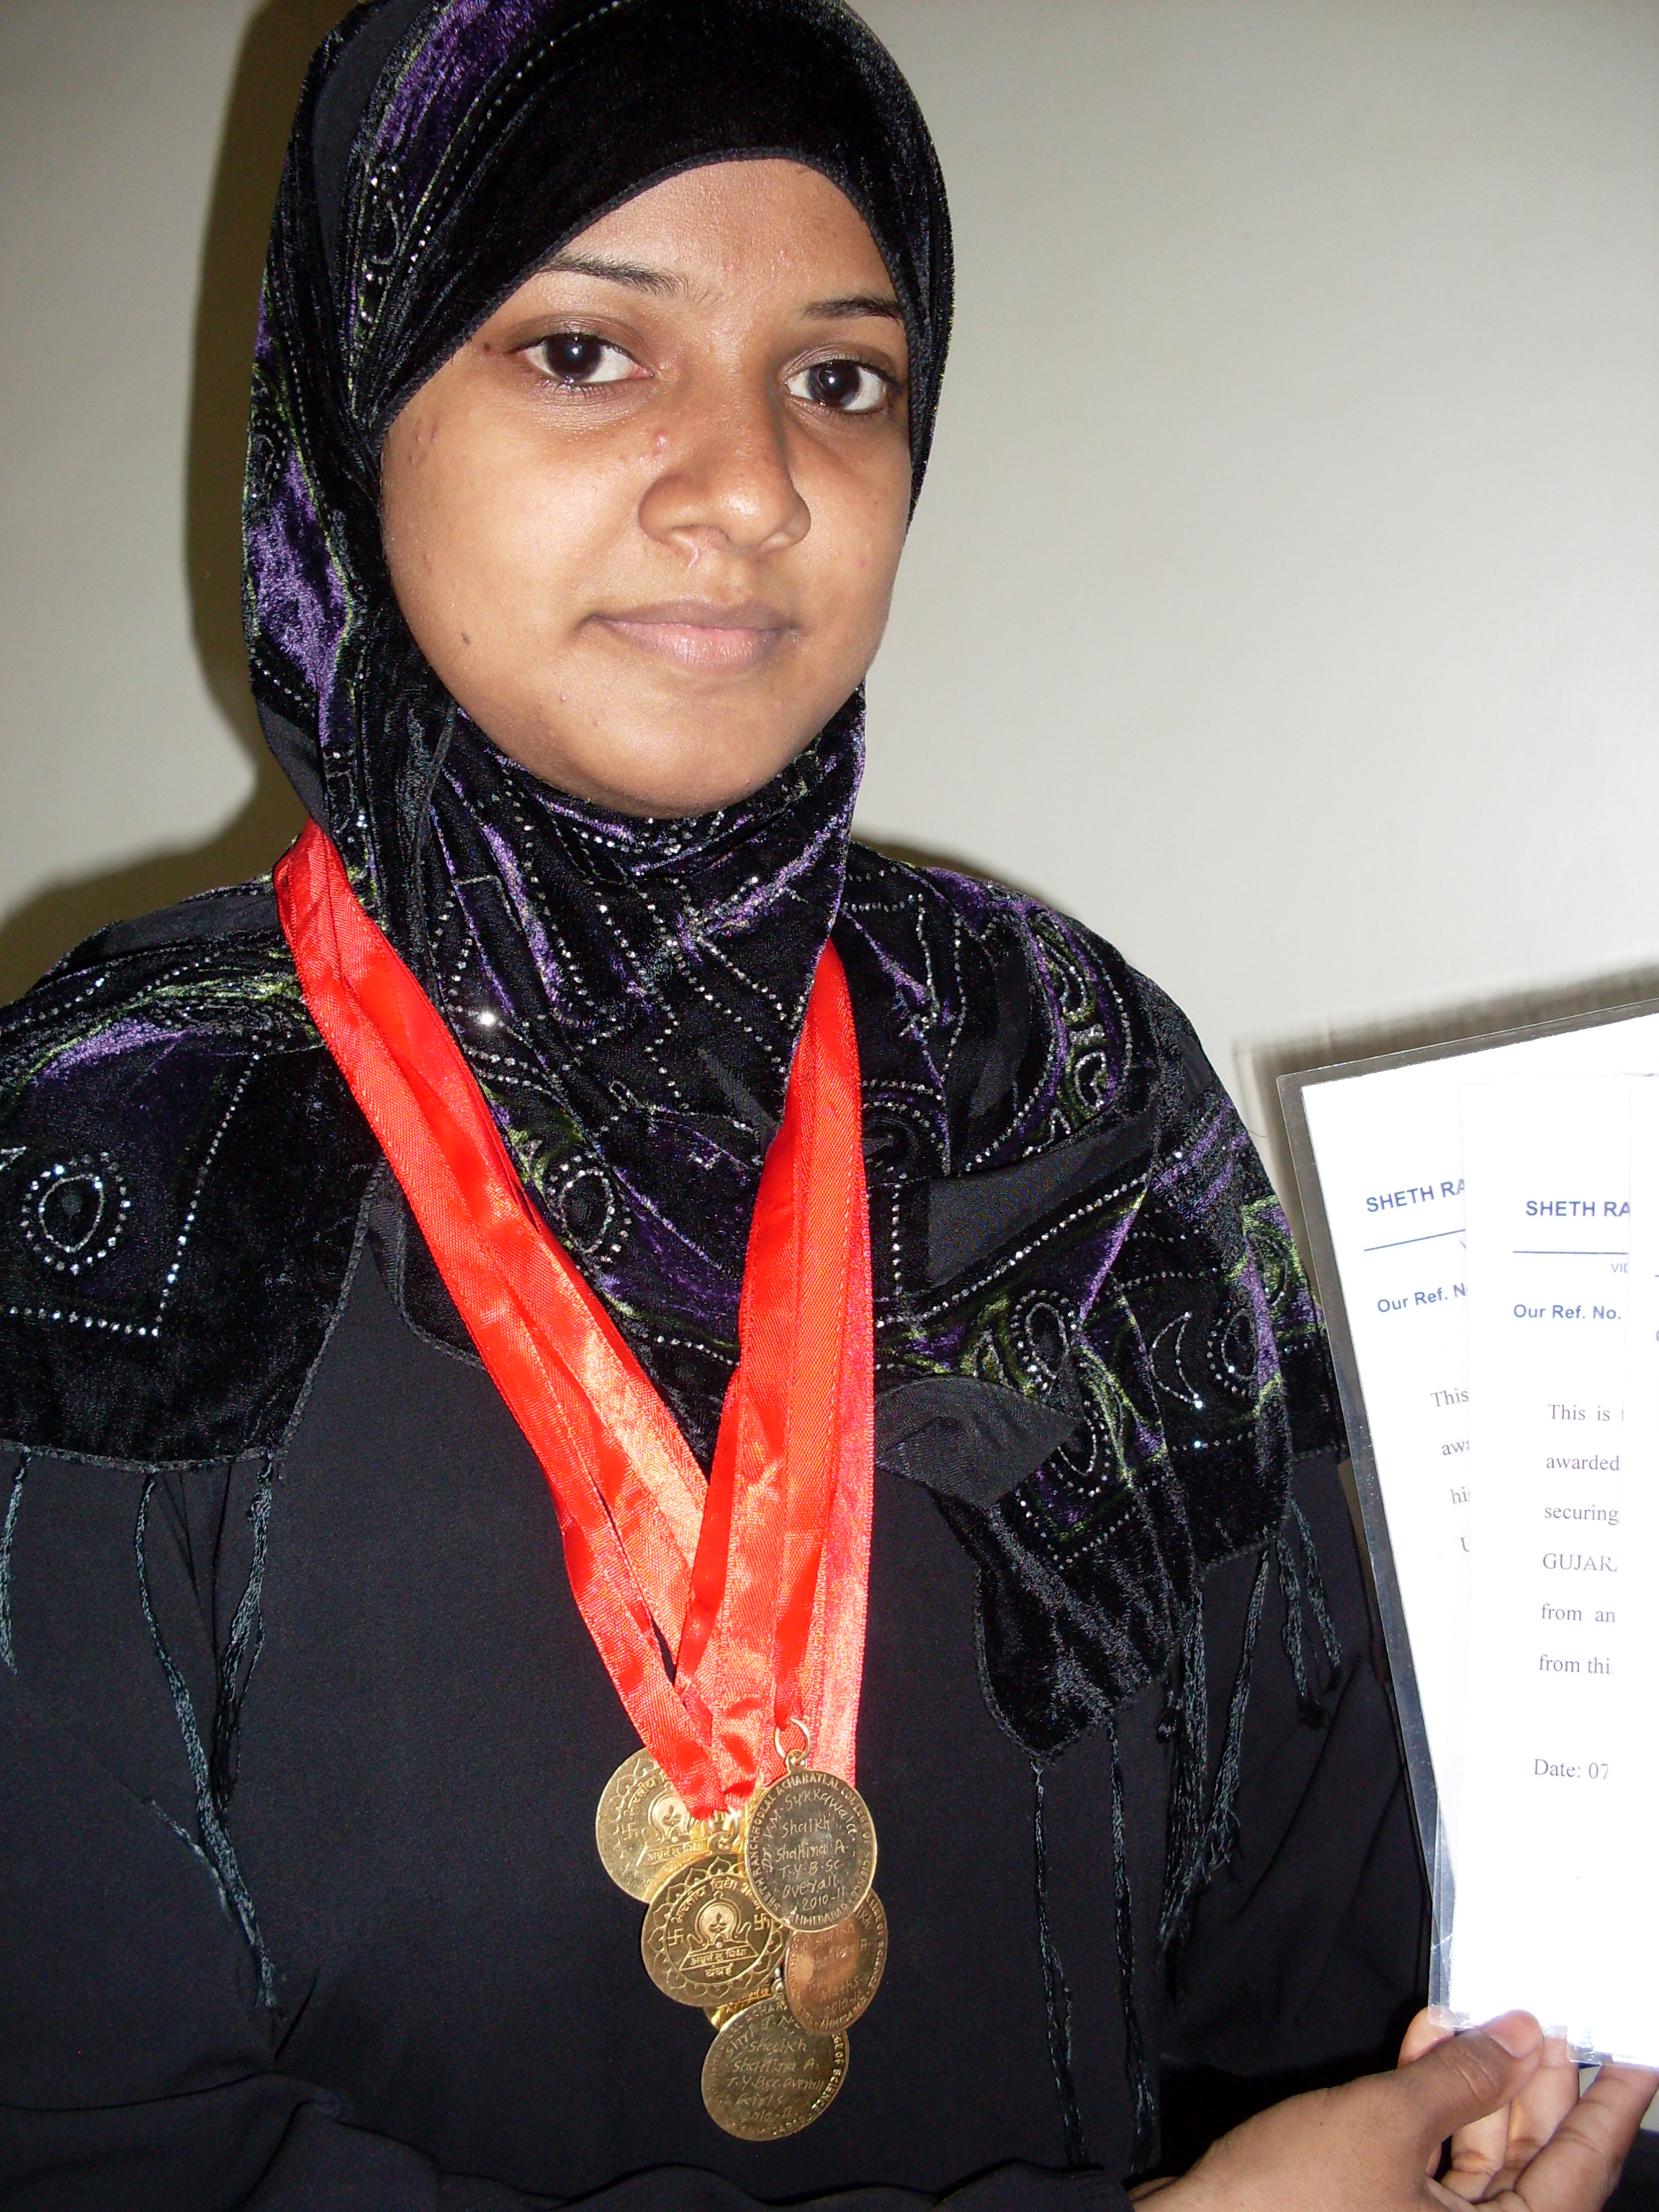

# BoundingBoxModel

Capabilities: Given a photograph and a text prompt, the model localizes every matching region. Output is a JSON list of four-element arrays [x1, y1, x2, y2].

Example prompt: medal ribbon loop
[[276, 822, 873, 1819]]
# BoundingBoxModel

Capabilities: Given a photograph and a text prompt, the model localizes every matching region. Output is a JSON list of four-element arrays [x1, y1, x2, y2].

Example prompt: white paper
[[1450, 1078, 1652, 2054], [1611, 1083, 1659, 2054], [1300, 1077, 1473, 1861], [1299, 1012, 1659, 1869]]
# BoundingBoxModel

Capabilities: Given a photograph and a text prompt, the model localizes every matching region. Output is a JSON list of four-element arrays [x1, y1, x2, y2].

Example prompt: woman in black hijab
[[1, 3, 1650, 2206]]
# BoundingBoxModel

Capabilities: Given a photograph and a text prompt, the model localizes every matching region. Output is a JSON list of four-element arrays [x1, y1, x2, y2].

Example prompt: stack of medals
[[597, 1739, 886, 2141], [279, 840, 881, 2151]]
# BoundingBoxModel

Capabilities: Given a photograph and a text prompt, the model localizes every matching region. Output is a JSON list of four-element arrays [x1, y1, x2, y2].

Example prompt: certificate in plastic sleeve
[[1279, 999, 1659, 2021]]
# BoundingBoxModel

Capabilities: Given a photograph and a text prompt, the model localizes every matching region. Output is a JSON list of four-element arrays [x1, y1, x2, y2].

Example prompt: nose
[[637, 372, 810, 560]]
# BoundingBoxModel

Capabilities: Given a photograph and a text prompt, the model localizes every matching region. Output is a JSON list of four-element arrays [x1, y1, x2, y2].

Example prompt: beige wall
[[0, 0, 313, 990], [3, 0, 1658, 1144]]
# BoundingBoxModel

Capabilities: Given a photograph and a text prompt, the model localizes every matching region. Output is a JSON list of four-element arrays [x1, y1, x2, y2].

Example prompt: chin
[[519, 721, 819, 819]]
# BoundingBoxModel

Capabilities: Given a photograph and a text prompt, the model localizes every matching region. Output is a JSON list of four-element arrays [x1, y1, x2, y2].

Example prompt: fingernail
[[1481, 2013, 1542, 2058]]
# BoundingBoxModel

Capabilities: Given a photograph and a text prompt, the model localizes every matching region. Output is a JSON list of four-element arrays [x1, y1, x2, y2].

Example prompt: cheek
[[387, 415, 640, 638], [806, 459, 909, 633], [503, 457, 641, 624]]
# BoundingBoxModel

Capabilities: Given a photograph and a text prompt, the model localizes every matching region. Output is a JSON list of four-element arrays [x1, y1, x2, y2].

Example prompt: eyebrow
[[537, 253, 904, 326], [539, 251, 685, 295], [802, 293, 905, 324]]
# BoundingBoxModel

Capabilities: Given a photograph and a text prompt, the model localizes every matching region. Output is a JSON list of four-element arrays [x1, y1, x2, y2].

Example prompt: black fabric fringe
[[1274, 1496, 1344, 1727], [1032, 1761, 1087, 2168], [0, 1447, 27, 1676], [135, 1474, 276, 2005], [1200, 1544, 1273, 1895], [210, 1457, 274, 1815], [1154, 1601, 1208, 1965], [1106, 1714, 1158, 2175], [1156, 1497, 1346, 1989], [1291, 1496, 1344, 1681], [1152, 1549, 1269, 1982]]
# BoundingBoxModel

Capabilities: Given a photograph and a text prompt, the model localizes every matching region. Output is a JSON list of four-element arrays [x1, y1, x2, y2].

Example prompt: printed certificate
[[1281, 1004, 1659, 2027], [1454, 1077, 1634, 2049]]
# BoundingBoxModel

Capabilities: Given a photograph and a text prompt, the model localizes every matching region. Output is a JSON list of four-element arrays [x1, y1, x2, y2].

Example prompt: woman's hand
[[1127, 2012, 1658, 2210], [1395, 2008, 1656, 2204]]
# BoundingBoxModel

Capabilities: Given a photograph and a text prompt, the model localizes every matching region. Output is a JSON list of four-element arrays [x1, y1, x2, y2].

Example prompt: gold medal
[[783, 1890, 887, 2034], [701, 1995, 848, 2141], [595, 1750, 709, 1902], [744, 1766, 877, 1933], [641, 1853, 785, 2008]]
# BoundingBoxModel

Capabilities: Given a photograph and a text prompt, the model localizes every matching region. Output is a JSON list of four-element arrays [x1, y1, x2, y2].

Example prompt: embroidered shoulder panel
[[837, 845, 1343, 1748], [0, 885, 380, 1464], [0, 855, 1342, 1759]]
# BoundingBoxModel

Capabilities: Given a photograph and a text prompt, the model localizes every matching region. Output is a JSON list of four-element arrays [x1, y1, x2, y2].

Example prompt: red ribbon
[[275, 822, 873, 1820]]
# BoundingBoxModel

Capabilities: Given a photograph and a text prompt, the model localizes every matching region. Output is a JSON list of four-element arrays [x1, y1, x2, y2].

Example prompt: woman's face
[[380, 159, 913, 816]]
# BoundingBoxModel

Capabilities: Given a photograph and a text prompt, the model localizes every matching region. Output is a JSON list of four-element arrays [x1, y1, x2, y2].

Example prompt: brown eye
[[786, 360, 888, 415], [529, 333, 639, 385]]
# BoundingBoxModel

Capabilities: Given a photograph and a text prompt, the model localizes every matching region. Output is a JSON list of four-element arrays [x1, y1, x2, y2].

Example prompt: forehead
[[557, 159, 895, 295]]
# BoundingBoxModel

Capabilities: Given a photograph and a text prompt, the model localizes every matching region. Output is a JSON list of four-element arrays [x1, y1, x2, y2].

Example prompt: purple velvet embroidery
[[370, 0, 568, 194]]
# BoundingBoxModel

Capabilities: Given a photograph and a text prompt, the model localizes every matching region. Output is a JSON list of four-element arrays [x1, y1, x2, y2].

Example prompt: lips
[[595, 599, 793, 674]]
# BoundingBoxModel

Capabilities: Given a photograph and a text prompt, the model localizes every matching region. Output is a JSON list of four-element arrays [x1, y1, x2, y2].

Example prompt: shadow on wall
[[0, 0, 351, 1007]]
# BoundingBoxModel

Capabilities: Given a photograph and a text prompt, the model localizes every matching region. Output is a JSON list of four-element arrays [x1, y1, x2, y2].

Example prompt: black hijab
[[243, 0, 1343, 1936], [245, 0, 953, 1462]]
